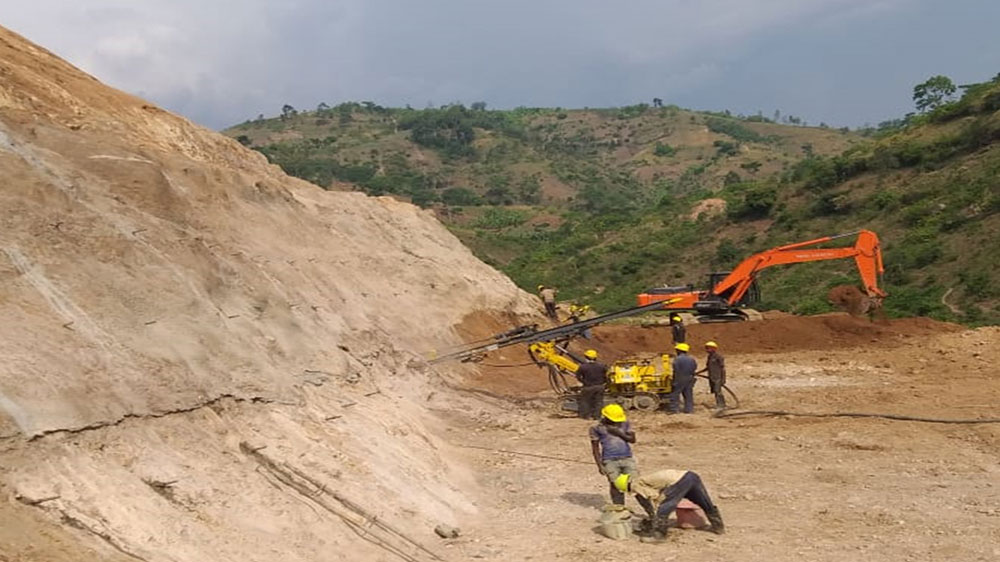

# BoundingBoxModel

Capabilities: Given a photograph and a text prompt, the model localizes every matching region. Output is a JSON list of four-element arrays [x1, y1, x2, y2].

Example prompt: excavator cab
[[693, 272, 760, 317], [706, 272, 760, 307]]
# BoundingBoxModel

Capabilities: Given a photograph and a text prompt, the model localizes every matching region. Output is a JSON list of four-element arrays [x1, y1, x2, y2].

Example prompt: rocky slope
[[0, 26, 536, 562]]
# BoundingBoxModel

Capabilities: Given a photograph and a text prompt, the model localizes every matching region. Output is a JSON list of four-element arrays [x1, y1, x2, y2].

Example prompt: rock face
[[0, 26, 536, 561]]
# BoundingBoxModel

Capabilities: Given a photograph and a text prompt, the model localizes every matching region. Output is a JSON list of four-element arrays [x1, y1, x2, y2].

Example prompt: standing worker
[[575, 349, 607, 420], [669, 343, 697, 414], [669, 314, 686, 346], [614, 469, 725, 542], [701, 341, 727, 409], [590, 404, 637, 506], [538, 285, 558, 320]]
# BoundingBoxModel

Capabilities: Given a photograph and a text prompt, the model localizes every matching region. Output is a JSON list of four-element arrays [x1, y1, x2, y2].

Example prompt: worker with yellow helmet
[[590, 403, 637, 506], [613, 468, 725, 542], [699, 341, 727, 409], [537, 285, 558, 320], [575, 349, 606, 420], [669, 314, 686, 346], [669, 342, 697, 413]]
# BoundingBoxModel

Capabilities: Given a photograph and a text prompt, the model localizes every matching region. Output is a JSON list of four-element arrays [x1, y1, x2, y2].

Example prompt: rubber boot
[[706, 508, 726, 535], [639, 517, 669, 544]]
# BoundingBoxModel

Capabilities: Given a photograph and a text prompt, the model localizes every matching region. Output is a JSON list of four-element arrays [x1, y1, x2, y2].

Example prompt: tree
[[652, 98, 663, 108], [316, 102, 330, 113], [470, 101, 487, 111], [913, 75, 957, 113], [280, 104, 297, 120]]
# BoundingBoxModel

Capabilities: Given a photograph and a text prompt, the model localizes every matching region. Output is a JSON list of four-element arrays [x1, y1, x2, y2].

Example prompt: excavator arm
[[710, 230, 886, 305], [637, 230, 887, 317]]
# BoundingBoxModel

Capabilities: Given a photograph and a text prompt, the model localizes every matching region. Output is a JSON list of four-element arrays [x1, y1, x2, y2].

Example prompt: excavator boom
[[711, 229, 886, 304], [638, 230, 887, 317]]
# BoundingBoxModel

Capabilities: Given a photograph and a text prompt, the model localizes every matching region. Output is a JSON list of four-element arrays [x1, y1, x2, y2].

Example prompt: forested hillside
[[226, 75, 1000, 324]]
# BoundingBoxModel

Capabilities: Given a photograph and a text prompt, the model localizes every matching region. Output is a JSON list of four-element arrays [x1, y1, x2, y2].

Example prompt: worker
[[613, 469, 725, 542], [590, 404, 637, 506], [567, 303, 591, 323], [669, 343, 697, 414], [669, 314, 686, 346], [568, 303, 593, 339], [702, 341, 727, 409], [575, 349, 607, 420], [538, 285, 558, 320]]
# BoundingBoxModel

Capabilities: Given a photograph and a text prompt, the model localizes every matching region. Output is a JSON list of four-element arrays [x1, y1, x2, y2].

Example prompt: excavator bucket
[[828, 285, 880, 316]]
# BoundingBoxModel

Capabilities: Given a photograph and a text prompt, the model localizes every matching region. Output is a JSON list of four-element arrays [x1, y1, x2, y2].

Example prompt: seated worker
[[614, 469, 725, 543], [590, 404, 637, 506]]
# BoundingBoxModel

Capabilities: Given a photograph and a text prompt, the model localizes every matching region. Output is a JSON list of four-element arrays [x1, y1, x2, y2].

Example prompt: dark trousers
[[578, 385, 604, 419], [669, 376, 694, 413], [709, 376, 726, 408], [656, 471, 718, 519], [544, 301, 557, 319]]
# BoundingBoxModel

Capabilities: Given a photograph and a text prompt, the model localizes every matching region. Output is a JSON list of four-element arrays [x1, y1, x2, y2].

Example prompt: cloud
[[1, 0, 997, 129]]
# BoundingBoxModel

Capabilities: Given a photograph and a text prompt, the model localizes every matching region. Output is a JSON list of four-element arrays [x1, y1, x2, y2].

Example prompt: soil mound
[[0, 25, 538, 561], [597, 312, 960, 356], [828, 284, 871, 315]]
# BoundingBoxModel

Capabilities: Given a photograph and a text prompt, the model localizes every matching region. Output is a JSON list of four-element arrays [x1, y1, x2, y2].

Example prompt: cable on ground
[[713, 409, 1000, 424], [458, 444, 592, 465]]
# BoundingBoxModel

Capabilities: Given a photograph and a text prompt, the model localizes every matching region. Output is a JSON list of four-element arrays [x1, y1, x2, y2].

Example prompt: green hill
[[225, 79, 1000, 325]]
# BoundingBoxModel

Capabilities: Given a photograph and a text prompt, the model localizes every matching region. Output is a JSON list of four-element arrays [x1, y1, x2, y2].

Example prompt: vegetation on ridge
[[226, 74, 1000, 325]]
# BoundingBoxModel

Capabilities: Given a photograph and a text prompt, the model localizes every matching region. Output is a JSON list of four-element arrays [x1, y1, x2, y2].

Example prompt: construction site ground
[[447, 313, 1000, 562]]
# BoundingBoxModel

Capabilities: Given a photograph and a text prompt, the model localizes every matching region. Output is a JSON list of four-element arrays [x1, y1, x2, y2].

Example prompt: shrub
[[706, 117, 765, 143], [727, 182, 777, 220], [472, 208, 528, 229], [713, 140, 740, 157], [441, 187, 483, 206], [654, 142, 676, 157]]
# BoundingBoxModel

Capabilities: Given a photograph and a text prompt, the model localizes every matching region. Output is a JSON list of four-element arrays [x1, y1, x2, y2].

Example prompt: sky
[[2, 0, 998, 130]]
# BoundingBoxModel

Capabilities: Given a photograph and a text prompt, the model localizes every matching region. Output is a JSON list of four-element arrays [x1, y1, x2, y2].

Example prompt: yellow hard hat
[[601, 404, 627, 423], [537, 285, 545, 291], [614, 473, 631, 493], [584, 349, 598, 359], [675, 343, 690, 352], [705, 341, 719, 348], [671, 315, 682, 321]]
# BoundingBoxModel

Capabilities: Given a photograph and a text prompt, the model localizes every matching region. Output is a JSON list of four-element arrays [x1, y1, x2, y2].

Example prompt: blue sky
[[2, 0, 998, 129]]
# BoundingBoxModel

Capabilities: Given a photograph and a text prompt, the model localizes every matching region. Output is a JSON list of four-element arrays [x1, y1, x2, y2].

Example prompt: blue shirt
[[589, 421, 633, 460], [672, 354, 697, 380]]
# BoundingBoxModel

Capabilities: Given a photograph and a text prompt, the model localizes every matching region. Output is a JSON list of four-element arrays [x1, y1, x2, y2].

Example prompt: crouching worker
[[590, 404, 636, 506], [614, 469, 725, 542]]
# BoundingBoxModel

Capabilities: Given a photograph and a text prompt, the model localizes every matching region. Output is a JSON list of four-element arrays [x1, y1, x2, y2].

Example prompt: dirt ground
[[444, 315, 1000, 562]]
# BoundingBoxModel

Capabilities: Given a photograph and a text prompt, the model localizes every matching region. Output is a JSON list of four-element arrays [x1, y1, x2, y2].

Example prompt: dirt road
[[446, 317, 1000, 562]]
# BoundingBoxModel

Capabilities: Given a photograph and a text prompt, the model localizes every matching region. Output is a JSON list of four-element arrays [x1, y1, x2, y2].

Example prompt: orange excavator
[[637, 230, 887, 320]]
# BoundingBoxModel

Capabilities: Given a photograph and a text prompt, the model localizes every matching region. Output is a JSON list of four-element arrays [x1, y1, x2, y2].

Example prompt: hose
[[548, 365, 574, 395], [713, 409, 1000, 424], [458, 444, 592, 465], [695, 373, 741, 409]]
